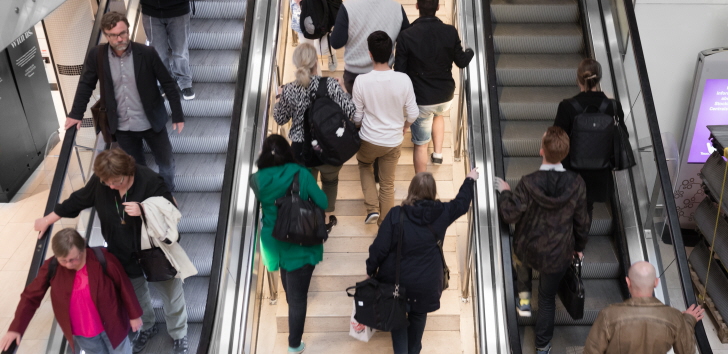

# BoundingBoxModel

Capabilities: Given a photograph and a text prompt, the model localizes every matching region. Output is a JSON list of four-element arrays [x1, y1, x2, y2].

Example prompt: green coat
[[250, 163, 328, 271]]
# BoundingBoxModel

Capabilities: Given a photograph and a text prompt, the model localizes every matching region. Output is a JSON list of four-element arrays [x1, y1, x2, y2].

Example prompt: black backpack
[[299, 0, 342, 40], [567, 98, 615, 170], [304, 77, 360, 166], [46, 246, 107, 284]]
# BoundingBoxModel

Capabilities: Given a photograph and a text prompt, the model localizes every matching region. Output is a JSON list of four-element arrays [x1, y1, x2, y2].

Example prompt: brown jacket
[[584, 297, 697, 354]]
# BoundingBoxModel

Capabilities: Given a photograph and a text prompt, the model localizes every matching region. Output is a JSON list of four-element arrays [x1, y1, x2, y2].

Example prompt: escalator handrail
[[619, 1, 712, 352], [197, 0, 258, 352]]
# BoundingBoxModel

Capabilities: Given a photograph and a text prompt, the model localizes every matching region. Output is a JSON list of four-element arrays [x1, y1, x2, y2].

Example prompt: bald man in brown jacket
[[584, 261, 704, 354]]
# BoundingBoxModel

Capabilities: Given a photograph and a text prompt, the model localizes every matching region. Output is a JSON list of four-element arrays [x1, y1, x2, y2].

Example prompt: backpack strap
[[598, 98, 611, 114], [91, 247, 108, 276], [46, 257, 58, 285], [567, 98, 585, 113], [315, 76, 328, 99]]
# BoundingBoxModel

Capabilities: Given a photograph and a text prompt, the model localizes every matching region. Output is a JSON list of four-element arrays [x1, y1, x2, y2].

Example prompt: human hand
[[35, 217, 50, 239], [494, 176, 510, 192], [172, 122, 184, 134], [576, 251, 584, 260], [0, 331, 21, 351], [122, 202, 142, 217], [684, 304, 705, 322], [130, 318, 143, 332], [467, 167, 479, 180], [65, 117, 82, 130]]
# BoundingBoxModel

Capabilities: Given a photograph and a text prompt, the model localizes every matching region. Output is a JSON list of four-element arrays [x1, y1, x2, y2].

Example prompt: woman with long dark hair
[[249, 134, 328, 354]]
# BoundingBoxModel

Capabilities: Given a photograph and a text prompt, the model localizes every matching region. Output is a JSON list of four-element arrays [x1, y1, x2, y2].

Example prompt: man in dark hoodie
[[496, 126, 590, 354], [140, 0, 195, 100]]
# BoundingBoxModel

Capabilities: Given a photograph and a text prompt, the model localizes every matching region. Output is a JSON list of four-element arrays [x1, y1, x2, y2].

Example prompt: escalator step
[[689, 242, 728, 324], [190, 49, 240, 83], [138, 323, 202, 354], [191, 0, 247, 19], [498, 86, 579, 121], [151, 276, 210, 323], [166, 83, 236, 117], [501, 121, 552, 157], [176, 192, 221, 233], [694, 198, 728, 265], [179, 233, 216, 276], [491, 0, 578, 24], [495, 54, 582, 86], [494, 24, 583, 54], [519, 325, 591, 354], [190, 19, 245, 50], [144, 153, 226, 192], [517, 279, 623, 326]]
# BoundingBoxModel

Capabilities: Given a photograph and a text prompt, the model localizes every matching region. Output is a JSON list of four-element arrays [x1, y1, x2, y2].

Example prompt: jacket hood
[[523, 171, 582, 210], [253, 163, 304, 204], [402, 200, 445, 225]]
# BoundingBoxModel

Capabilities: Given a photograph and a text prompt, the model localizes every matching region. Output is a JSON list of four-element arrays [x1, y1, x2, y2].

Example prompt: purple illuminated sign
[[688, 79, 728, 163]]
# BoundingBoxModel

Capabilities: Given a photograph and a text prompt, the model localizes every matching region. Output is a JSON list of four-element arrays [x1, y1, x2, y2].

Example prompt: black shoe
[[182, 87, 195, 100], [326, 215, 338, 234], [430, 153, 443, 164], [364, 213, 379, 224], [172, 335, 189, 354], [132, 324, 159, 353]]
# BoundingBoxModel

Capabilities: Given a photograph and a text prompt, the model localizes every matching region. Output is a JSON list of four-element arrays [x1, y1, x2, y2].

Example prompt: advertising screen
[[688, 79, 728, 163]]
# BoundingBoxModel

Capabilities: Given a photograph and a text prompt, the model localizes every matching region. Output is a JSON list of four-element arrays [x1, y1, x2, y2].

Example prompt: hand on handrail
[[466, 168, 479, 180], [64, 117, 82, 131], [34, 212, 61, 239], [494, 176, 510, 192], [0, 331, 21, 352], [683, 304, 705, 323]]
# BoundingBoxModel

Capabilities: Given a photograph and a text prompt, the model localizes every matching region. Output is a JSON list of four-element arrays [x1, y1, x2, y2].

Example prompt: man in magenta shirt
[[0, 228, 143, 353]]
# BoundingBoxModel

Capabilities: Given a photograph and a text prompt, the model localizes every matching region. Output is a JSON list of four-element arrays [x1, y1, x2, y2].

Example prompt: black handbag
[[612, 101, 636, 171], [558, 256, 585, 320], [426, 224, 449, 291], [272, 172, 328, 245], [135, 206, 177, 282], [346, 211, 409, 332]]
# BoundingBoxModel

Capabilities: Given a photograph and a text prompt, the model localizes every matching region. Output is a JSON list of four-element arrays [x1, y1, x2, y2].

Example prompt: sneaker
[[326, 215, 337, 234], [132, 324, 159, 353], [516, 298, 531, 317], [182, 87, 195, 100], [536, 343, 551, 354], [430, 153, 443, 164], [328, 52, 338, 72], [364, 213, 379, 224], [172, 336, 189, 354], [159, 86, 166, 97], [288, 341, 305, 353]]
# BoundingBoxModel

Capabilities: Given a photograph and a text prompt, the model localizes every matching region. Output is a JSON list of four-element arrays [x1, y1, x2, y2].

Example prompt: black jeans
[[280, 264, 315, 348], [115, 127, 175, 191], [535, 268, 568, 348], [391, 310, 428, 354]]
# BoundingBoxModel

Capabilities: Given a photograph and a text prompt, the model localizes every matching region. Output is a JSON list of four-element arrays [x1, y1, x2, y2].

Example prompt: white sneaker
[[365, 213, 379, 224]]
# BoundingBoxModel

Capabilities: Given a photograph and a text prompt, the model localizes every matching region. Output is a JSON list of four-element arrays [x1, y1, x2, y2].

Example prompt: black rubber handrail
[[620, 0, 712, 352], [197, 0, 257, 352]]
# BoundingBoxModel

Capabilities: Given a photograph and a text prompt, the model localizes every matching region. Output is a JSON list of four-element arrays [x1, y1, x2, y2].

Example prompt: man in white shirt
[[353, 31, 419, 225]]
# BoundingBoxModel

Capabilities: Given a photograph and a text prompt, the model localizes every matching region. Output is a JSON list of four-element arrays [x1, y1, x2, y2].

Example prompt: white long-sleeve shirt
[[353, 69, 419, 147]]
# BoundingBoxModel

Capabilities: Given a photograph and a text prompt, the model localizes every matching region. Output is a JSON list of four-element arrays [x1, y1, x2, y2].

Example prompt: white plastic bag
[[349, 301, 375, 342]]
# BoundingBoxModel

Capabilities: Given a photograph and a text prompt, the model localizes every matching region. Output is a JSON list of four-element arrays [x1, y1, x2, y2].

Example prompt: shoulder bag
[[611, 101, 636, 170], [272, 172, 328, 245], [346, 210, 409, 332], [90, 44, 114, 143], [426, 224, 450, 291], [557, 255, 585, 320], [135, 204, 178, 282]]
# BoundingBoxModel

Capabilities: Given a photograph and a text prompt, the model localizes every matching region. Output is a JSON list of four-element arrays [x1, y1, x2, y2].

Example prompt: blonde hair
[[292, 43, 318, 88], [402, 172, 438, 206]]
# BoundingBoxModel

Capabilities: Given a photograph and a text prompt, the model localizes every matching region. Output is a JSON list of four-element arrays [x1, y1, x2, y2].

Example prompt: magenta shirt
[[69, 265, 104, 337]]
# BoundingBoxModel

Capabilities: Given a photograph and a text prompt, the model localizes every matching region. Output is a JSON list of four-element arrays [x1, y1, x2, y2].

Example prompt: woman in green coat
[[249, 134, 327, 354]]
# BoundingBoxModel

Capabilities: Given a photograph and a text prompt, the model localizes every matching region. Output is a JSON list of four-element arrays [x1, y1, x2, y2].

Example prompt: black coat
[[394, 16, 474, 106], [140, 0, 190, 18], [68, 43, 184, 134], [553, 91, 626, 204], [366, 178, 474, 313]]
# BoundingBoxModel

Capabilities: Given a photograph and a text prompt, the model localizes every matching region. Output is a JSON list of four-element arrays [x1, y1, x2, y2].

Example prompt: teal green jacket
[[250, 163, 328, 271]]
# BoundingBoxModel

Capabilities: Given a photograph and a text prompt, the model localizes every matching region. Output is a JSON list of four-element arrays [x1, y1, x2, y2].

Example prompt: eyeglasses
[[104, 30, 129, 40], [101, 176, 125, 187], [58, 252, 83, 266]]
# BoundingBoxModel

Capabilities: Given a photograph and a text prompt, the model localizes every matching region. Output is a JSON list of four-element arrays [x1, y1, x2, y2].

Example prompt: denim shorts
[[410, 101, 452, 145]]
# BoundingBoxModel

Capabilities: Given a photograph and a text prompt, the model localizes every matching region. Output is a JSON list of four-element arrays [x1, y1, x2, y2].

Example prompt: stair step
[[496, 54, 583, 86], [150, 276, 209, 323], [328, 215, 460, 237], [176, 192, 220, 233], [332, 180, 457, 203], [189, 19, 245, 50], [499, 86, 579, 121], [189, 49, 240, 83], [179, 233, 216, 276], [501, 121, 552, 157], [145, 153, 226, 192], [491, 0, 579, 24], [325, 234, 457, 253], [276, 290, 462, 332], [271, 330, 463, 353], [517, 279, 623, 326], [694, 198, 728, 265], [191, 0, 247, 19], [494, 24, 583, 54], [339, 147, 454, 181], [689, 242, 728, 324], [165, 83, 236, 117]]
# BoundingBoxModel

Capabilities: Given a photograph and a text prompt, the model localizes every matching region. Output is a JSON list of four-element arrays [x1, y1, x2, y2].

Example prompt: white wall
[[634, 1, 728, 140]]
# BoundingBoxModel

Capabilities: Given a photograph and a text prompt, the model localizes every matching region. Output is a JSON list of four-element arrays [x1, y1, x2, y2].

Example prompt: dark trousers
[[515, 260, 532, 295], [534, 268, 568, 348], [280, 264, 315, 348], [391, 311, 427, 354], [115, 127, 175, 191], [343, 70, 360, 96]]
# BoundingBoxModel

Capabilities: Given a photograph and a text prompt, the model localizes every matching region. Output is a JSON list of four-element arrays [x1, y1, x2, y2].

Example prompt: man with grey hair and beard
[[584, 261, 704, 354]]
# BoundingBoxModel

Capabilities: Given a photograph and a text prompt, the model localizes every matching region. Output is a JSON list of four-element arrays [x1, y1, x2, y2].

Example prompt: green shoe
[[288, 342, 305, 353]]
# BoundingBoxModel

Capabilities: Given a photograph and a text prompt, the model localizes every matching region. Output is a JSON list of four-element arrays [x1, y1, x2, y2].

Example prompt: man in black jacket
[[395, 0, 473, 173], [496, 126, 590, 354], [65, 12, 184, 192], [140, 0, 195, 100]]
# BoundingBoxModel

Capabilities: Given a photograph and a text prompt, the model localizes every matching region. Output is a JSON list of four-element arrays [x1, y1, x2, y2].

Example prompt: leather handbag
[[90, 44, 114, 143], [612, 101, 636, 170], [272, 172, 328, 245], [558, 256, 585, 320], [346, 211, 409, 332], [135, 206, 177, 282]]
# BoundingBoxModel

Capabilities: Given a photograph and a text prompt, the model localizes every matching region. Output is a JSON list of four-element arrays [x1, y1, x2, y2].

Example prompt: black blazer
[[69, 42, 184, 134]]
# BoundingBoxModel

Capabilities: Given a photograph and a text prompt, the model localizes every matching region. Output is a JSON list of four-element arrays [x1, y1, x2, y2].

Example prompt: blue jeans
[[391, 311, 427, 354], [74, 331, 131, 354], [115, 127, 176, 192], [410, 101, 452, 145], [143, 13, 192, 89], [280, 264, 315, 348]]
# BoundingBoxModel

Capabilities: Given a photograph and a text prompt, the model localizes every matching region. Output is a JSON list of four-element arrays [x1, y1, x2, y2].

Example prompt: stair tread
[[494, 23, 582, 37], [175, 192, 221, 218], [501, 121, 553, 157], [332, 180, 457, 202], [179, 233, 216, 276], [312, 252, 459, 277], [499, 86, 578, 104], [343, 147, 454, 166], [150, 276, 209, 322], [190, 18, 245, 33], [145, 153, 227, 175], [183, 82, 236, 101], [271, 331, 463, 353], [189, 49, 240, 65]]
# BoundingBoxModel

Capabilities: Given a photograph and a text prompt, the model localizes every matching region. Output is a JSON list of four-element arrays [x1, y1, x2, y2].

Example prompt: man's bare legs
[[414, 143, 429, 173], [432, 114, 445, 157]]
